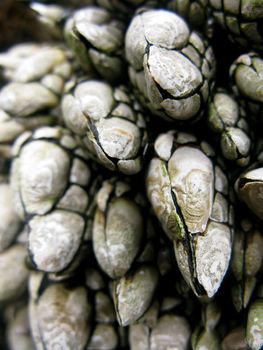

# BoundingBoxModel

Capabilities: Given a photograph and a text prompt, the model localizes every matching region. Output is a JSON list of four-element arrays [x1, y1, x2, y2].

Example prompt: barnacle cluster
[[0, 1, 262, 349]]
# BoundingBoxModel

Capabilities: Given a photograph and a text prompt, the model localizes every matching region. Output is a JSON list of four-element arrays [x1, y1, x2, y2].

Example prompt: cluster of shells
[[0, 1, 263, 350]]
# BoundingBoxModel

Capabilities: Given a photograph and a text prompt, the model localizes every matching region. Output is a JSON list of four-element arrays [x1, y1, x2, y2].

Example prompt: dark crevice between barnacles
[[146, 42, 205, 100], [170, 189, 205, 297], [163, 160, 205, 296], [101, 193, 117, 278], [144, 44, 206, 124], [241, 230, 248, 310], [18, 135, 95, 273], [113, 281, 122, 326], [75, 30, 124, 83], [86, 117, 145, 169], [100, 178, 151, 279], [86, 119, 120, 168], [222, 131, 246, 161], [257, 19, 263, 40], [27, 209, 89, 274], [237, 177, 262, 189]]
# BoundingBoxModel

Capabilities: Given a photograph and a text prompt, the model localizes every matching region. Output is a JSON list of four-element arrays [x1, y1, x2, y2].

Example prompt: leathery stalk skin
[[125, 9, 216, 122], [62, 79, 149, 175], [11, 126, 100, 273], [146, 130, 234, 298]]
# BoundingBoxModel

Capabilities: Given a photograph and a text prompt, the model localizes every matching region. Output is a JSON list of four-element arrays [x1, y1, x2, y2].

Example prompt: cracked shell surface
[[146, 131, 232, 297], [11, 127, 97, 273], [236, 167, 263, 220], [232, 55, 263, 102], [34, 283, 91, 350], [65, 7, 124, 82], [62, 80, 148, 174], [230, 53, 263, 122], [0, 82, 58, 118], [28, 210, 85, 272], [125, 9, 215, 122], [16, 140, 70, 216], [0, 44, 70, 83], [93, 197, 143, 279], [174, 221, 232, 298], [209, 0, 263, 50], [207, 89, 251, 166], [168, 146, 214, 233], [113, 265, 159, 326], [231, 222, 263, 311], [195, 221, 231, 298], [0, 45, 71, 146]]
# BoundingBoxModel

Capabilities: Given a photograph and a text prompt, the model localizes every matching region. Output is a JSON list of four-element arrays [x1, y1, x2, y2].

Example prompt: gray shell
[[0, 244, 29, 303], [0, 181, 21, 252], [113, 264, 159, 326], [62, 80, 148, 174], [146, 130, 233, 297], [29, 274, 91, 350], [231, 218, 263, 312], [97, 0, 209, 31], [235, 166, 263, 220], [125, 9, 216, 122], [129, 310, 190, 350], [64, 7, 125, 82], [191, 302, 221, 350], [30, 3, 67, 40], [11, 126, 99, 272], [209, 0, 263, 51], [87, 324, 118, 350], [88, 291, 118, 349], [150, 314, 190, 350], [246, 298, 263, 350], [92, 178, 144, 278], [230, 52, 263, 123], [0, 44, 72, 156], [6, 304, 34, 350], [207, 88, 252, 167]]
